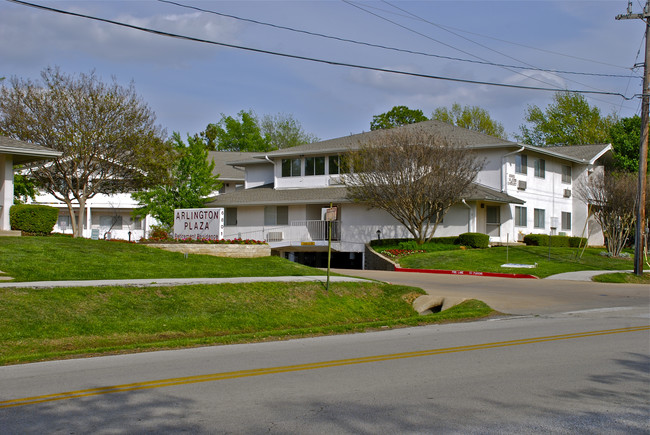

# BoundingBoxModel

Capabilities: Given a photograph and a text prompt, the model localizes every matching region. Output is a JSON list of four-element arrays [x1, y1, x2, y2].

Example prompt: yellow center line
[[2, 325, 648, 409]]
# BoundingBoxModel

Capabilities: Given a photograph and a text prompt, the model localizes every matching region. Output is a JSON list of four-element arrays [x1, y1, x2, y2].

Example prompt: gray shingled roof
[[258, 119, 517, 159], [0, 136, 61, 164], [208, 151, 253, 181], [207, 182, 523, 207], [535, 143, 612, 164]]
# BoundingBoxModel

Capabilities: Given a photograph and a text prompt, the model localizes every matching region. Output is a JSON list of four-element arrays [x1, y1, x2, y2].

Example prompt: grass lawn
[[0, 236, 322, 281], [391, 245, 635, 279], [0, 282, 494, 365], [592, 272, 650, 284]]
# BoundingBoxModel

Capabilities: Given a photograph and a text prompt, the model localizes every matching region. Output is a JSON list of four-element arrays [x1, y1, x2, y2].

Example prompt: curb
[[394, 267, 539, 279]]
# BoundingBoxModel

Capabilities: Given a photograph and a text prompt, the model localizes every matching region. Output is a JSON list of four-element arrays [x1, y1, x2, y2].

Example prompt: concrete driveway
[[331, 269, 650, 315]]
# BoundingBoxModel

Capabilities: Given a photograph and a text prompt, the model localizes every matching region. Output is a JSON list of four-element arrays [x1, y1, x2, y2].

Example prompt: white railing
[[223, 220, 340, 244], [291, 220, 340, 241]]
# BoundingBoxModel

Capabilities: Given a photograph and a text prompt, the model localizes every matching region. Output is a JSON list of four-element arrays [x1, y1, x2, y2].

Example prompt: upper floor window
[[329, 155, 340, 175], [515, 154, 527, 175], [305, 156, 325, 176], [534, 158, 546, 178], [562, 165, 572, 184], [281, 158, 301, 177]]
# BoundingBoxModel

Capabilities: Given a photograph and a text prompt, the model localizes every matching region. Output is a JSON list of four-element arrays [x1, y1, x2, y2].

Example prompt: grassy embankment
[[373, 240, 642, 280], [0, 237, 494, 364]]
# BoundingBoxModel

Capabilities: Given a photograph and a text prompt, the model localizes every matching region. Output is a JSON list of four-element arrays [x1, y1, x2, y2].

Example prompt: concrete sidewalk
[[0, 275, 370, 289], [544, 270, 634, 281]]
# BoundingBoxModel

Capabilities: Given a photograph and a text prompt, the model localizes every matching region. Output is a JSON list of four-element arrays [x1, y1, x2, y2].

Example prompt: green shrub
[[569, 236, 587, 248], [431, 236, 458, 245], [456, 232, 489, 248], [9, 204, 58, 235], [523, 234, 587, 247]]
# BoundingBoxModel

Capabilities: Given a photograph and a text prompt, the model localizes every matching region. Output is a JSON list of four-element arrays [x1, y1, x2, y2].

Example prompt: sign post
[[325, 204, 337, 292]]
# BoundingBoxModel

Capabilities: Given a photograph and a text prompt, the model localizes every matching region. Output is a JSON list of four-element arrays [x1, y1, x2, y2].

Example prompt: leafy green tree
[[12, 168, 37, 203], [203, 110, 271, 152], [432, 103, 507, 139], [517, 92, 617, 146], [370, 106, 428, 130], [609, 115, 649, 173], [132, 133, 221, 228], [203, 110, 317, 151], [0, 67, 173, 237], [260, 113, 319, 149]]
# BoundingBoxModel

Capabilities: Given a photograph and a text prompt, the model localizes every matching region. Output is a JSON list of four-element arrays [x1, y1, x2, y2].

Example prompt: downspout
[[501, 146, 525, 192], [461, 199, 472, 233]]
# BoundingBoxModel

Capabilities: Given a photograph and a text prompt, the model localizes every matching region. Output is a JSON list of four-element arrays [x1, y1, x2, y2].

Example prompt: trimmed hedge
[[523, 234, 587, 247], [9, 204, 58, 235], [456, 232, 489, 249]]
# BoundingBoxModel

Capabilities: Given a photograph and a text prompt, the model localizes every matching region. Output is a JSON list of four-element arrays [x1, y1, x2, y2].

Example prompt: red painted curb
[[394, 267, 539, 279]]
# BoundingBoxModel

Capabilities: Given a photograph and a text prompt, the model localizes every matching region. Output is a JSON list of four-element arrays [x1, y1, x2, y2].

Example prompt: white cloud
[[0, 4, 241, 67]]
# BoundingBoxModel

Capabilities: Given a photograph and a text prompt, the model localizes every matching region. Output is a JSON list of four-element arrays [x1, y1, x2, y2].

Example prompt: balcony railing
[[223, 220, 340, 244]]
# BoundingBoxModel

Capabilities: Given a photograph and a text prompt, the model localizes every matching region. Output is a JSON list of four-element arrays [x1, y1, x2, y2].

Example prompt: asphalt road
[[0, 272, 648, 433], [332, 268, 650, 315]]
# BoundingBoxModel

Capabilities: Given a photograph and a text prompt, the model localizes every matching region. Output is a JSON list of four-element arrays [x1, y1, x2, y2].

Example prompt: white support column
[[0, 154, 13, 231]]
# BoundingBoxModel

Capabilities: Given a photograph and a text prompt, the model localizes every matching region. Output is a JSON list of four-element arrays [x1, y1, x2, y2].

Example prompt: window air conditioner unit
[[266, 232, 284, 242], [329, 177, 343, 186], [563, 189, 571, 198], [517, 180, 527, 190]]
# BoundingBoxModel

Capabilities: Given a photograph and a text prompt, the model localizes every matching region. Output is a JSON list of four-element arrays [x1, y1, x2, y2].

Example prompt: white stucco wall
[[473, 148, 504, 190], [245, 164, 274, 189]]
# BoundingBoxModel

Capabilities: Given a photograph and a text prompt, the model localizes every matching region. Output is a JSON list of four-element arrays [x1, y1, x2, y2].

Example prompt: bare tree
[[0, 67, 173, 237], [575, 171, 638, 257], [344, 127, 484, 244]]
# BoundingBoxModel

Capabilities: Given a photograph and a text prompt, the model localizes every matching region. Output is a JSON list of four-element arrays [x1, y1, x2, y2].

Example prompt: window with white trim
[[515, 206, 527, 227], [562, 212, 571, 230], [534, 208, 545, 229], [562, 165, 572, 184], [515, 154, 527, 175], [534, 159, 545, 178], [264, 206, 288, 226]]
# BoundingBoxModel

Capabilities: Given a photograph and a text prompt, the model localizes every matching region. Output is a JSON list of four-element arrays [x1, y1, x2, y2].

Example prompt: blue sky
[[1, 0, 645, 142]]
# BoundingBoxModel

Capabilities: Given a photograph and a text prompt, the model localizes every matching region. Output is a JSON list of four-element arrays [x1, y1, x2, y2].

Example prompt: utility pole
[[617, 1, 649, 276]]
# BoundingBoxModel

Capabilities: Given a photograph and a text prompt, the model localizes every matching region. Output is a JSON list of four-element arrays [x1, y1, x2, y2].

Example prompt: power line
[[379, 0, 623, 96], [355, 0, 635, 71], [157, 0, 637, 80], [5, 0, 635, 101]]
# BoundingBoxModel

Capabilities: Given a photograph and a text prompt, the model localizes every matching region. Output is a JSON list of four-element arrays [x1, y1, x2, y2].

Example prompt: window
[[562, 165, 572, 184], [328, 155, 340, 175], [515, 154, 527, 175], [562, 212, 571, 230], [132, 218, 142, 230], [534, 209, 545, 229], [225, 208, 237, 226], [99, 215, 122, 230], [514, 206, 527, 227], [264, 206, 288, 226], [534, 158, 546, 178], [281, 158, 301, 177], [305, 156, 325, 176]]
